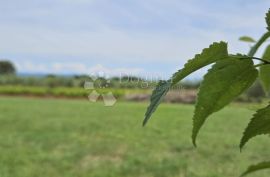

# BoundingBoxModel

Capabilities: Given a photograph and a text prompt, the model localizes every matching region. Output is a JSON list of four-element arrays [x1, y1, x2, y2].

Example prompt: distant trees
[[0, 60, 16, 75]]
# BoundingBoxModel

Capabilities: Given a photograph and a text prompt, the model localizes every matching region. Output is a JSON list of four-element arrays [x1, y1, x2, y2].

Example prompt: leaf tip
[[240, 173, 246, 177], [142, 118, 148, 127], [240, 136, 247, 151], [191, 132, 198, 147], [192, 141, 197, 148], [239, 36, 256, 43]]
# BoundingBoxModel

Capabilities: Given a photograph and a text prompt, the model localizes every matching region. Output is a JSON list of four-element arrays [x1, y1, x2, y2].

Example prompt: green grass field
[[0, 97, 269, 177]]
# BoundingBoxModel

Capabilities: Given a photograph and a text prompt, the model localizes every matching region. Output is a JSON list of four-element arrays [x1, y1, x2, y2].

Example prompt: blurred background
[[0, 0, 270, 177]]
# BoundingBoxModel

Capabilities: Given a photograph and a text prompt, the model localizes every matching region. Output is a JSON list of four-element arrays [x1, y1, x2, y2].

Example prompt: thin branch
[[230, 55, 270, 65], [246, 57, 270, 64], [248, 31, 270, 57], [254, 63, 268, 68]]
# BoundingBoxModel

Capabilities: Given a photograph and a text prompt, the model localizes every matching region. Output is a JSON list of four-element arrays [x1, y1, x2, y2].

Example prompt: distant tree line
[[0, 60, 16, 75], [0, 60, 267, 102]]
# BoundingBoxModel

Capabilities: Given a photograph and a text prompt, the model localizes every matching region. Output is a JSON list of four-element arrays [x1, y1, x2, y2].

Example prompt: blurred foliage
[[246, 80, 265, 100], [0, 60, 16, 75], [0, 74, 266, 103], [0, 75, 200, 89], [0, 85, 151, 99]]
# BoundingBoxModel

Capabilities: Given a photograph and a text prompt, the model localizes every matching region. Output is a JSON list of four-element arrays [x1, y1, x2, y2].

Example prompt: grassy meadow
[[0, 96, 269, 177]]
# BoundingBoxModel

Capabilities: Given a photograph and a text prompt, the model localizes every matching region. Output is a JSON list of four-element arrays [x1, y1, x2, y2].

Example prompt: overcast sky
[[1, 0, 270, 78]]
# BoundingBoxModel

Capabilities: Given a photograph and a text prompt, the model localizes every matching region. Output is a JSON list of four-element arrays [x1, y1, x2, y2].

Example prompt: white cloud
[[15, 61, 144, 76], [1, 0, 270, 76], [1, 0, 267, 62], [0, 23, 251, 63], [59, 0, 96, 4], [87, 64, 143, 76], [15, 61, 49, 73], [52, 62, 87, 73]]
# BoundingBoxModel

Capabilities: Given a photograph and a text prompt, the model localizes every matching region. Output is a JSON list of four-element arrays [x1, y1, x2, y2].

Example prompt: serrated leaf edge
[[240, 104, 270, 150]]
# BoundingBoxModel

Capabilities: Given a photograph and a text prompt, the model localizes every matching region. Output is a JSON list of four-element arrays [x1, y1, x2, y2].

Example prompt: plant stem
[[230, 55, 270, 65], [254, 63, 267, 68], [249, 57, 270, 64], [248, 31, 270, 57]]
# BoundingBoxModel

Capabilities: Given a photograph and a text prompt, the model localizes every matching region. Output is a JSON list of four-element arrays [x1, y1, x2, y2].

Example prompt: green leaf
[[240, 103, 270, 149], [192, 58, 258, 146], [172, 41, 228, 84], [248, 32, 270, 57], [143, 80, 171, 126], [259, 45, 270, 95], [241, 161, 270, 176], [143, 42, 228, 126], [239, 36, 256, 43], [266, 8, 270, 31]]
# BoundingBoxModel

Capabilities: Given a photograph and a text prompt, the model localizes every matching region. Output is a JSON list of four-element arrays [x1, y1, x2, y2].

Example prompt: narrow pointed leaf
[[143, 80, 171, 126], [240, 104, 270, 149], [239, 36, 256, 43], [143, 42, 228, 126], [259, 45, 270, 95], [241, 161, 270, 176], [192, 58, 258, 146]]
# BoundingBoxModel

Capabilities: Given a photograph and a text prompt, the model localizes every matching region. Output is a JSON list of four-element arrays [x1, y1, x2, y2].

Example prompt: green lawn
[[0, 97, 269, 177]]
